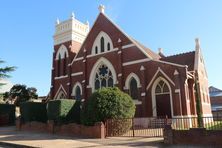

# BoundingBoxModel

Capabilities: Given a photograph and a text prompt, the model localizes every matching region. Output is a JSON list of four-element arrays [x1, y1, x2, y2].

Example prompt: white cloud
[[0, 79, 13, 93]]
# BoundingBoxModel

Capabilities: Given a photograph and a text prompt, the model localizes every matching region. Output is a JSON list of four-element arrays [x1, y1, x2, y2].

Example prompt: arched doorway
[[152, 77, 173, 118]]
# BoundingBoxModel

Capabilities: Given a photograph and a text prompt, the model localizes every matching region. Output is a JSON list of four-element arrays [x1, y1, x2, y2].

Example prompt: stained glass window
[[94, 64, 113, 90], [129, 78, 138, 100]]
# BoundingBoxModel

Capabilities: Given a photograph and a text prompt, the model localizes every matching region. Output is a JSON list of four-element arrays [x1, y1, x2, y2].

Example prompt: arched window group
[[94, 64, 114, 90], [92, 31, 113, 55], [56, 45, 69, 77]]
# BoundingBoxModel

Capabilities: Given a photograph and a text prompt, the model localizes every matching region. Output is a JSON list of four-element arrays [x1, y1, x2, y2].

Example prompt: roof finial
[[71, 12, 75, 19], [158, 48, 163, 54], [98, 4, 105, 14], [56, 18, 60, 25], [195, 38, 200, 50]]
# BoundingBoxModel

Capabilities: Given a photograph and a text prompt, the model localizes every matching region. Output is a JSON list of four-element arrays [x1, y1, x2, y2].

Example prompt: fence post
[[105, 120, 108, 138], [132, 118, 135, 137], [165, 115, 168, 126]]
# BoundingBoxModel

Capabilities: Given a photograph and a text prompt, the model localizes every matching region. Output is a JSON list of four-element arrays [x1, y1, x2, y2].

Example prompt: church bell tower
[[50, 12, 89, 99]]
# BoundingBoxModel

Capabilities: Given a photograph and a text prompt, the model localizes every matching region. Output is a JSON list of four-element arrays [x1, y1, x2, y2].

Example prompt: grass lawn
[[206, 121, 222, 130]]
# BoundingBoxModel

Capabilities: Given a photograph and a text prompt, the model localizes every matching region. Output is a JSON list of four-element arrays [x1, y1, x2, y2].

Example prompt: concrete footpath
[[0, 126, 217, 148], [0, 126, 165, 148]]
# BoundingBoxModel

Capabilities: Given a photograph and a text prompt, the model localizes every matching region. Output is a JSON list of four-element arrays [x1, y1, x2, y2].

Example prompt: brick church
[[50, 5, 212, 118]]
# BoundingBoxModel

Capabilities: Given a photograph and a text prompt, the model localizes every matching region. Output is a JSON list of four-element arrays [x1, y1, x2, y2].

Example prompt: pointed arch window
[[75, 86, 81, 100], [129, 78, 139, 100], [57, 54, 61, 76], [95, 46, 98, 54], [155, 80, 170, 95], [63, 52, 67, 75], [107, 43, 110, 51], [94, 64, 113, 90], [57, 91, 65, 99], [100, 37, 104, 53]]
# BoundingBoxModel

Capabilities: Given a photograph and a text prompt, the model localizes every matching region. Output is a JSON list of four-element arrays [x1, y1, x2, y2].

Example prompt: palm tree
[[0, 59, 16, 86]]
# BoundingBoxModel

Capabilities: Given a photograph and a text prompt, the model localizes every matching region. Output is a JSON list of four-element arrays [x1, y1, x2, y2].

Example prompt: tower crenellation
[[53, 13, 89, 45]]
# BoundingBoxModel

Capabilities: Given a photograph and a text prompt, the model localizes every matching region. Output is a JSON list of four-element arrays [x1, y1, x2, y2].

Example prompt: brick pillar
[[47, 120, 54, 134], [51, 52, 56, 99], [140, 66, 146, 117], [188, 79, 197, 115], [16, 117, 22, 131], [117, 40, 123, 90], [82, 48, 87, 100], [174, 70, 183, 116], [163, 125, 173, 144]]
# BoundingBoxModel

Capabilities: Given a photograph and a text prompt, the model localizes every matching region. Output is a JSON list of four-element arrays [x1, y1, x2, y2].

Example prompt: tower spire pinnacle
[[195, 38, 200, 50], [56, 18, 60, 25], [71, 12, 75, 19]]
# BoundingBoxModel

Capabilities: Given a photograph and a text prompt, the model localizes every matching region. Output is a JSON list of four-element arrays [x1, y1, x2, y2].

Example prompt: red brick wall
[[16, 119, 105, 139], [164, 125, 222, 145]]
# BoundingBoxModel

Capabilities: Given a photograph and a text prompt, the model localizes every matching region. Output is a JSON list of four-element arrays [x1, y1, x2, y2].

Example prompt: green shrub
[[47, 99, 80, 124], [0, 104, 15, 124], [81, 87, 136, 126], [66, 100, 81, 124], [20, 102, 47, 123]]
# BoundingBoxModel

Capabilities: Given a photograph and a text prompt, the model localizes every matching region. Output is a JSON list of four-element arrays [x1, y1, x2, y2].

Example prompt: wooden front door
[[156, 94, 171, 118]]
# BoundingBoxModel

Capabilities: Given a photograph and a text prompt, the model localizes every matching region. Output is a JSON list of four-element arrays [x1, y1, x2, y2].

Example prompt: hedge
[[47, 99, 80, 124], [20, 102, 47, 123], [0, 104, 15, 125]]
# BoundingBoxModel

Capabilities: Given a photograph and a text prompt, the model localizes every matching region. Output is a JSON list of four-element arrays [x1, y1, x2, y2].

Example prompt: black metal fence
[[171, 116, 222, 130], [106, 116, 222, 137]]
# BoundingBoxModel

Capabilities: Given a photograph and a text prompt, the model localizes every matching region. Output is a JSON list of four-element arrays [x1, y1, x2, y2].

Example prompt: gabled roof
[[160, 51, 195, 71], [71, 12, 160, 64], [131, 38, 161, 60], [209, 86, 222, 97]]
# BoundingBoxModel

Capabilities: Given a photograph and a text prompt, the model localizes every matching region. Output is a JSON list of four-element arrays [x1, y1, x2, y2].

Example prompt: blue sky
[[0, 0, 222, 96]]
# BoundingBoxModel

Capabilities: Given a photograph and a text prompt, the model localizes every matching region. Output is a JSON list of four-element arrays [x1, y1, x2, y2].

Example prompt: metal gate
[[106, 117, 170, 137]]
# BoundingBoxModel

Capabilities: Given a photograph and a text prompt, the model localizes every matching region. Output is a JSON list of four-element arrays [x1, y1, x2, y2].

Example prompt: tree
[[3, 84, 38, 106], [81, 87, 135, 126]]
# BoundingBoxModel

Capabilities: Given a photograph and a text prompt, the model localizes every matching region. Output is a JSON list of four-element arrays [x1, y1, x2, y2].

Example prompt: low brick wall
[[164, 125, 222, 145], [0, 114, 9, 126], [16, 119, 105, 139]]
